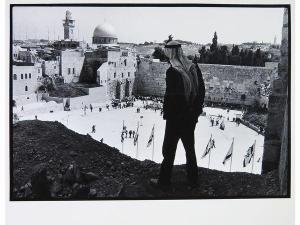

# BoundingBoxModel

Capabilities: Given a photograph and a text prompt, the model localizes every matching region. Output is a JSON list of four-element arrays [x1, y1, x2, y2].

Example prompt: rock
[[72, 184, 89, 198], [72, 183, 79, 190], [69, 151, 78, 157], [30, 163, 51, 199], [50, 179, 62, 197], [118, 184, 151, 198], [63, 164, 82, 185], [106, 161, 112, 167], [82, 172, 99, 182], [89, 188, 97, 197]]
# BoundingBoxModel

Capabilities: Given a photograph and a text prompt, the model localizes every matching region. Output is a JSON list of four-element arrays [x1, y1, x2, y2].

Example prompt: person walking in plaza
[[84, 105, 87, 116], [129, 130, 132, 138], [92, 125, 96, 133], [150, 39, 205, 189]]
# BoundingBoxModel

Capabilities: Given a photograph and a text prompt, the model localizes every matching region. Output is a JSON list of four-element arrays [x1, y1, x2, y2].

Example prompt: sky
[[13, 6, 285, 44]]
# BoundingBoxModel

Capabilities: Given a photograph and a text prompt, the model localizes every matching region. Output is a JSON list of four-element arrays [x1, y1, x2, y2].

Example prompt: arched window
[[21, 74, 23, 79], [29, 73, 31, 79], [25, 73, 27, 79], [13, 74, 17, 80], [25, 86, 28, 91]]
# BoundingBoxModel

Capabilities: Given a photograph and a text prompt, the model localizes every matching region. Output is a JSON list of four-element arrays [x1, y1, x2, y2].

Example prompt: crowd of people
[[121, 125, 136, 140]]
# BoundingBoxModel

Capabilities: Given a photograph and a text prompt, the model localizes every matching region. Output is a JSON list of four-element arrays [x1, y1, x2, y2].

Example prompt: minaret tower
[[63, 10, 75, 40]]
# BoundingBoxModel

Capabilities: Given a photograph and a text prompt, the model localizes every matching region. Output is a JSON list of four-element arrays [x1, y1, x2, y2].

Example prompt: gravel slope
[[11, 120, 280, 200]]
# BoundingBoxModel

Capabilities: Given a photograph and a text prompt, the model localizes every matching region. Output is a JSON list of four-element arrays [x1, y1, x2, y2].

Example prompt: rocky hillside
[[11, 120, 280, 200]]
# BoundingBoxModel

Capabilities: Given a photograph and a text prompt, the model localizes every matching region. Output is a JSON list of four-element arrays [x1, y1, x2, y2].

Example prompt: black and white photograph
[[10, 3, 291, 201]]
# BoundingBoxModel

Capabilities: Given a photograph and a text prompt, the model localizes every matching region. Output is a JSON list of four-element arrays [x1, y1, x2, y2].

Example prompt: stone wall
[[61, 49, 85, 83], [79, 49, 108, 83], [133, 59, 277, 106], [262, 8, 289, 195], [43, 60, 60, 77], [133, 59, 168, 97], [108, 78, 134, 100]]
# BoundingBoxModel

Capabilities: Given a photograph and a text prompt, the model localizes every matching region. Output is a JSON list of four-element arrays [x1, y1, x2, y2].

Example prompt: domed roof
[[93, 23, 117, 39]]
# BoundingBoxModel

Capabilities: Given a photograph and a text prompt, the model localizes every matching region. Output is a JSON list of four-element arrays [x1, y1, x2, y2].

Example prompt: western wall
[[133, 59, 277, 106]]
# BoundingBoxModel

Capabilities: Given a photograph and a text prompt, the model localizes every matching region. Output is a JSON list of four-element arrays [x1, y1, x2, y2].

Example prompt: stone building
[[42, 59, 60, 77], [92, 22, 118, 46], [53, 11, 79, 50], [12, 62, 42, 105], [60, 49, 85, 83], [97, 48, 136, 99], [13, 45, 36, 63], [262, 8, 289, 195], [63, 10, 75, 40], [79, 22, 137, 99]]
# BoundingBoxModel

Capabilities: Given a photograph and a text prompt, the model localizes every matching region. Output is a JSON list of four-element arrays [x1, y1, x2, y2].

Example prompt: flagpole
[[229, 137, 234, 172], [208, 149, 211, 169], [151, 124, 155, 161], [251, 140, 256, 174], [122, 120, 124, 153], [136, 122, 139, 159], [122, 136, 124, 153]]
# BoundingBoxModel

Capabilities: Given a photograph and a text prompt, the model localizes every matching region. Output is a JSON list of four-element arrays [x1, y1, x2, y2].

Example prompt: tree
[[254, 48, 264, 67], [152, 47, 168, 62], [220, 45, 229, 64], [199, 46, 207, 63], [241, 49, 248, 65], [187, 55, 194, 60], [245, 50, 254, 66], [231, 45, 240, 56], [210, 47, 221, 64], [193, 54, 200, 63], [210, 32, 218, 52]]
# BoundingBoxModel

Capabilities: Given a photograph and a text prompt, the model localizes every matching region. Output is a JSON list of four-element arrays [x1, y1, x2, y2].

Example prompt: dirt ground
[[11, 120, 281, 200]]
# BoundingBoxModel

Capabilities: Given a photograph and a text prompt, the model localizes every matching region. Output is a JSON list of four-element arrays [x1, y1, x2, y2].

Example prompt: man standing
[[151, 40, 205, 189]]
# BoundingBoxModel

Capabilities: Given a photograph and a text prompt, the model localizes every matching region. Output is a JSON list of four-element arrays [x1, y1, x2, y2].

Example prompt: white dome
[[93, 23, 117, 39]]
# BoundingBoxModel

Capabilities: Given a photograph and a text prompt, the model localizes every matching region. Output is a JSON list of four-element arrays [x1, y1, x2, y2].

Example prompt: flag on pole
[[223, 139, 234, 165], [121, 132, 124, 143], [133, 123, 139, 146], [201, 135, 215, 159], [147, 125, 154, 148], [121, 121, 125, 143], [243, 141, 255, 167]]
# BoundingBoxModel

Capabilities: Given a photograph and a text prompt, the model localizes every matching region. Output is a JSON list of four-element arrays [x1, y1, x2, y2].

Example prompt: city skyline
[[13, 6, 284, 45]]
